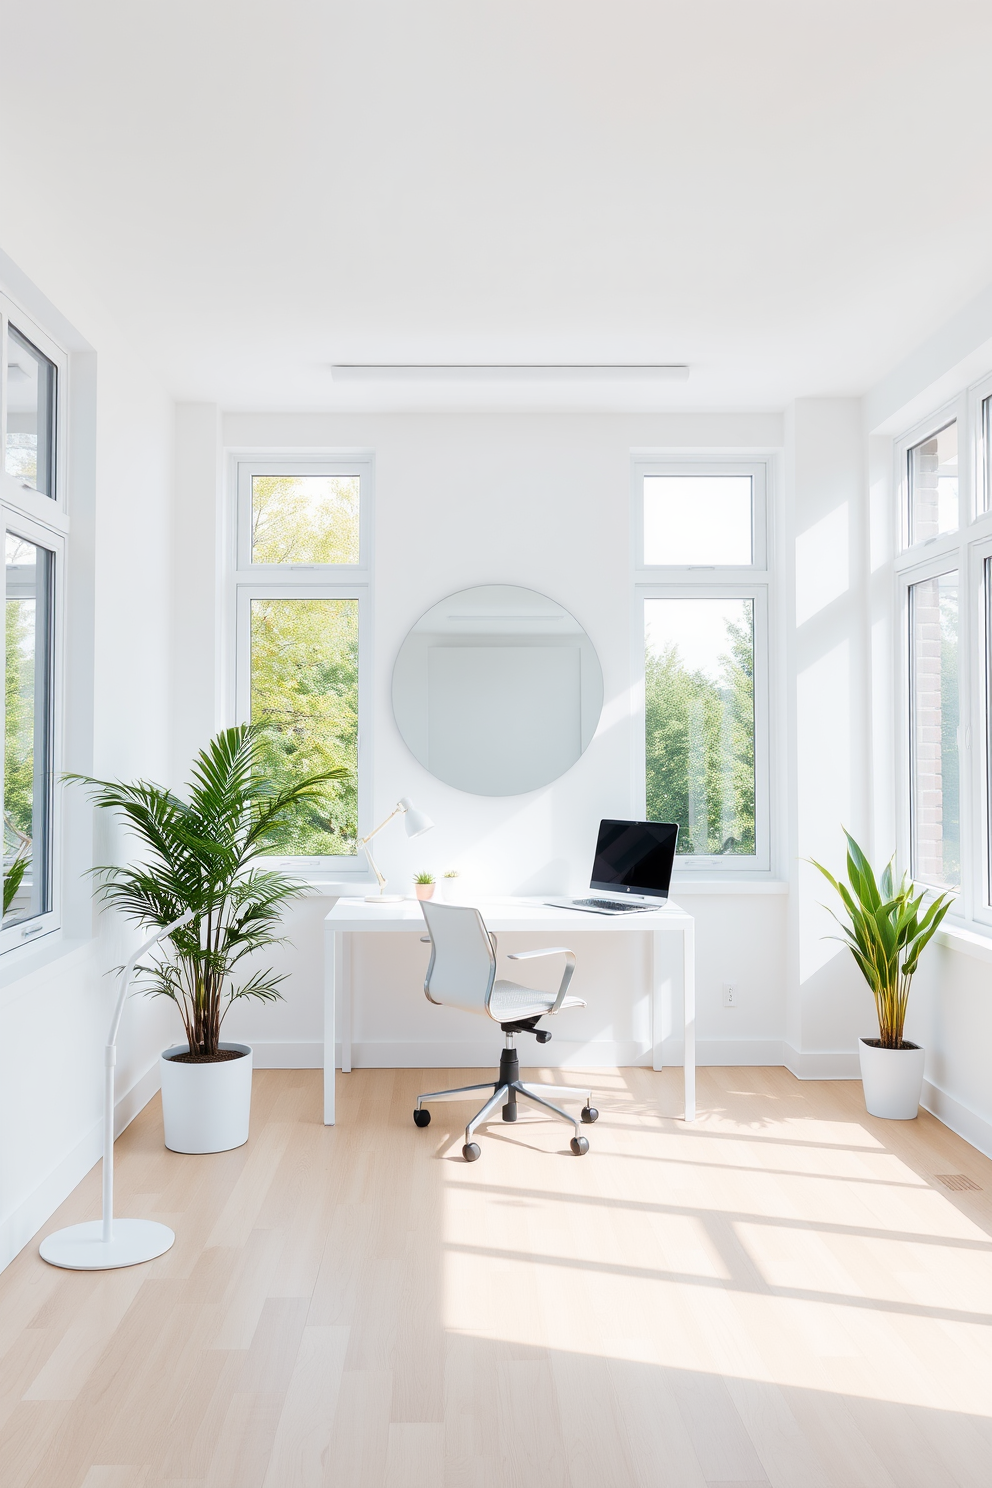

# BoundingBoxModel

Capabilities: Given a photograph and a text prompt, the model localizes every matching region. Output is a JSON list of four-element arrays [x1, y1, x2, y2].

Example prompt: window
[[643, 475, 753, 566], [5, 326, 57, 498], [1, 294, 66, 953], [635, 461, 771, 872], [908, 570, 959, 890], [907, 420, 958, 544], [233, 457, 370, 869]]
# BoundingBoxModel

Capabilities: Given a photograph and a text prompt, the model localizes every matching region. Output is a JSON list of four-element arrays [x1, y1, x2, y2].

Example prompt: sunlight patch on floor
[[441, 1069, 992, 1418]]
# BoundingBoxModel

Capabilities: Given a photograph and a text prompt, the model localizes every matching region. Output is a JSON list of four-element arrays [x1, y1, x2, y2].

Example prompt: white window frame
[[896, 395, 967, 553], [236, 457, 371, 574], [891, 381, 992, 931], [633, 457, 768, 571], [229, 453, 373, 877], [632, 456, 775, 876], [1, 290, 69, 956], [0, 292, 69, 526], [967, 369, 992, 520], [897, 553, 965, 907], [1, 509, 65, 955]]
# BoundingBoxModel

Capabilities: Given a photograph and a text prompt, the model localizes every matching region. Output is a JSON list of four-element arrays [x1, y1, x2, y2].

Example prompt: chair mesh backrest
[[420, 902, 496, 1014]]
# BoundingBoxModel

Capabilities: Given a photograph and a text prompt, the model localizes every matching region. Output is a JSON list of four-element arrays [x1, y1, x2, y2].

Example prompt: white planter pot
[[858, 1037, 925, 1120], [160, 1042, 253, 1153]]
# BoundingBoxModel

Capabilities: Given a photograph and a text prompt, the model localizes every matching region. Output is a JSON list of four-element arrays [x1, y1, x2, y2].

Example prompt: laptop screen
[[589, 819, 679, 899]]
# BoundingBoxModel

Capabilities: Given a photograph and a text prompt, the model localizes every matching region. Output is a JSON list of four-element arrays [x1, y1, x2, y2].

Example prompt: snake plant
[[811, 830, 953, 1049]]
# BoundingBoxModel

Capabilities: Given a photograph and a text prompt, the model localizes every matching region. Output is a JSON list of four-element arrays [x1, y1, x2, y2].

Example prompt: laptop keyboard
[[568, 897, 657, 913]]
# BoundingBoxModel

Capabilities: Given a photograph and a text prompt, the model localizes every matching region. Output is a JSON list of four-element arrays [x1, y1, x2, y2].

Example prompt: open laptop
[[546, 819, 679, 914]]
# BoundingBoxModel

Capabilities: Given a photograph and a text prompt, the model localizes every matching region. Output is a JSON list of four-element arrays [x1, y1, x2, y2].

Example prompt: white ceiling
[[3, 2, 992, 412]]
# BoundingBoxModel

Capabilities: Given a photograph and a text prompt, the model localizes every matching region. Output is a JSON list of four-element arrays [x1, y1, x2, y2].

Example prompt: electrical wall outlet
[[722, 983, 737, 1008]]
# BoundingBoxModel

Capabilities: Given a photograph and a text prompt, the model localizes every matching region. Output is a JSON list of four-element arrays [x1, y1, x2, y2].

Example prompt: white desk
[[323, 896, 695, 1124]]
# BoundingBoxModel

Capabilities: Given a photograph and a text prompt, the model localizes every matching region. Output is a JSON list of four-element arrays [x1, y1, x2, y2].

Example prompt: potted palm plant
[[72, 724, 349, 1153], [812, 831, 953, 1119]]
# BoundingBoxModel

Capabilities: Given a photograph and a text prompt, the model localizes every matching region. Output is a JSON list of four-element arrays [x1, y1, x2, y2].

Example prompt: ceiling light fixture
[[330, 364, 689, 383]]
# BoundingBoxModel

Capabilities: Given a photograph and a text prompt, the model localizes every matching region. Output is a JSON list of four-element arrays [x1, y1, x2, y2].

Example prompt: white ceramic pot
[[160, 1042, 253, 1153], [858, 1036, 925, 1119]]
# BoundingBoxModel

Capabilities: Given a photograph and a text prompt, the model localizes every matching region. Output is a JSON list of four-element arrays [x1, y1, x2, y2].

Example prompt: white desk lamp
[[361, 797, 433, 902], [40, 910, 193, 1271]]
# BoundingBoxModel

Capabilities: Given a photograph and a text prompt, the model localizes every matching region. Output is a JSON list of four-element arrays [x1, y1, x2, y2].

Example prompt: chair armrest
[[420, 935, 431, 943], [506, 947, 572, 960], [507, 947, 576, 1013]]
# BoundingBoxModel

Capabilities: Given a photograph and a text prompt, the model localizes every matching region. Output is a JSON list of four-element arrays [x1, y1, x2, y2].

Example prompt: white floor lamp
[[40, 910, 193, 1271]]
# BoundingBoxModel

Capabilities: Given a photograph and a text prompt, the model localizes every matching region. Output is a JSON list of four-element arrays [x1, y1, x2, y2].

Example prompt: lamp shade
[[399, 798, 434, 838]]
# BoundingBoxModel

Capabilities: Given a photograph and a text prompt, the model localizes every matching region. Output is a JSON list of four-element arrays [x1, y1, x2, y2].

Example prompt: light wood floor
[[0, 1066, 990, 1487]]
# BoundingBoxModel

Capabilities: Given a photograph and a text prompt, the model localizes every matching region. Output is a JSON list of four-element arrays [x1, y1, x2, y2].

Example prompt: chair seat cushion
[[489, 980, 586, 1020]]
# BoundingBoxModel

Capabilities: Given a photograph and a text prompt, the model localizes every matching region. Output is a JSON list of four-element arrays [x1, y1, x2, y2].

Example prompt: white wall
[[166, 409, 793, 1071], [784, 399, 874, 1078], [0, 254, 177, 1270]]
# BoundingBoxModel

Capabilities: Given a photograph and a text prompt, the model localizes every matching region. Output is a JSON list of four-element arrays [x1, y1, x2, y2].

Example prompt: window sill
[[669, 878, 789, 895], [937, 922, 992, 966], [298, 878, 377, 897]]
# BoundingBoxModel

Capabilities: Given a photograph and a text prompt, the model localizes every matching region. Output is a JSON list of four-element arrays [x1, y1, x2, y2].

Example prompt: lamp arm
[[362, 841, 387, 892], [107, 909, 195, 1050], [359, 802, 404, 849]]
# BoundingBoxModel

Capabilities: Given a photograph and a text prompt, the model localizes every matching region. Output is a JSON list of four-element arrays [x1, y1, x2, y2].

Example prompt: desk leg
[[340, 932, 352, 1074], [324, 927, 336, 1125], [683, 919, 695, 1123], [651, 930, 665, 1074]]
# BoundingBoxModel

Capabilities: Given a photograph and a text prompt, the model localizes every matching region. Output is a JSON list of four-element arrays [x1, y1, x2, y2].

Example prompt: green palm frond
[[810, 830, 953, 1049], [68, 723, 351, 1056]]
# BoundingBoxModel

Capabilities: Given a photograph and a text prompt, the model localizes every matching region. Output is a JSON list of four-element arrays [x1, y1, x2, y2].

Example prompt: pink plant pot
[[414, 883, 435, 900]]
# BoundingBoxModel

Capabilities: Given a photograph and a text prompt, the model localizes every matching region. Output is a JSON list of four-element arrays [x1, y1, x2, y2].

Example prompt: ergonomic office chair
[[413, 901, 598, 1161]]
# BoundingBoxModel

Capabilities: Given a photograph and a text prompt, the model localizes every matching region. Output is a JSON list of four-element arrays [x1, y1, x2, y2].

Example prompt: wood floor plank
[[259, 1324, 348, 1488], [0, 1067, 988, 1488]]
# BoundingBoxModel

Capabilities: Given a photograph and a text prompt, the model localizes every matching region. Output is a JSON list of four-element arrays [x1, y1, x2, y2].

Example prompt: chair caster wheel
[[413, 1109, 431, 1127], [462, 1142, 481, 1162], [580, 1106, 599, 1123], [502, 1104, 518, 1122], [570, 1136, 590, 1156]]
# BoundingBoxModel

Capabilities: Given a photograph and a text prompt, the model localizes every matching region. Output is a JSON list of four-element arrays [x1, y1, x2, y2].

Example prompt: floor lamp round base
[[40, 1219, 175, 1271]]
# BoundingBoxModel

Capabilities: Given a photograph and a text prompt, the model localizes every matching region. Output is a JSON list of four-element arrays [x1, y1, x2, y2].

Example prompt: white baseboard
[[256, 1037, 790, 1069], [782, 1044, 861, 1079], [921, 1079, 992, 1160], [0, 1057, 162, 1276], [659, 1038, 785, 1066], [338, 1039, 651, 1069], [251, 1040, 324, 1069]]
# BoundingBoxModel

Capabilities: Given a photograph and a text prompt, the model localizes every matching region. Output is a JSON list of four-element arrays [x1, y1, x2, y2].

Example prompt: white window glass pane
[[984, 397, 992, 514], [250, 597, 358, 854], [910, 571, 959, 890], [4, 533, 53, 927], [908, 422, 957, 543], [645, 596, 755, 856], [644, 476, 753, 565], [251, 475, 360, 564], [5, 326, 56, 497]]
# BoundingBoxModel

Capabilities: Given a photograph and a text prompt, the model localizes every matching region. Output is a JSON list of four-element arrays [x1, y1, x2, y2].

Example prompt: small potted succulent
[[812, 830, 953, 1119], [413, 871, 436, 901], [440, 868, 460, 901]]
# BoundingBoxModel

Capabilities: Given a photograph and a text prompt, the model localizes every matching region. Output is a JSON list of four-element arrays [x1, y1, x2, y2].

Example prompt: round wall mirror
[[391, 584, 604, 796]]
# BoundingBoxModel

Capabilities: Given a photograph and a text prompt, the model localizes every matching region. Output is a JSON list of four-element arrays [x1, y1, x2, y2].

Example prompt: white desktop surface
[[323, 895, 695, 1124]]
